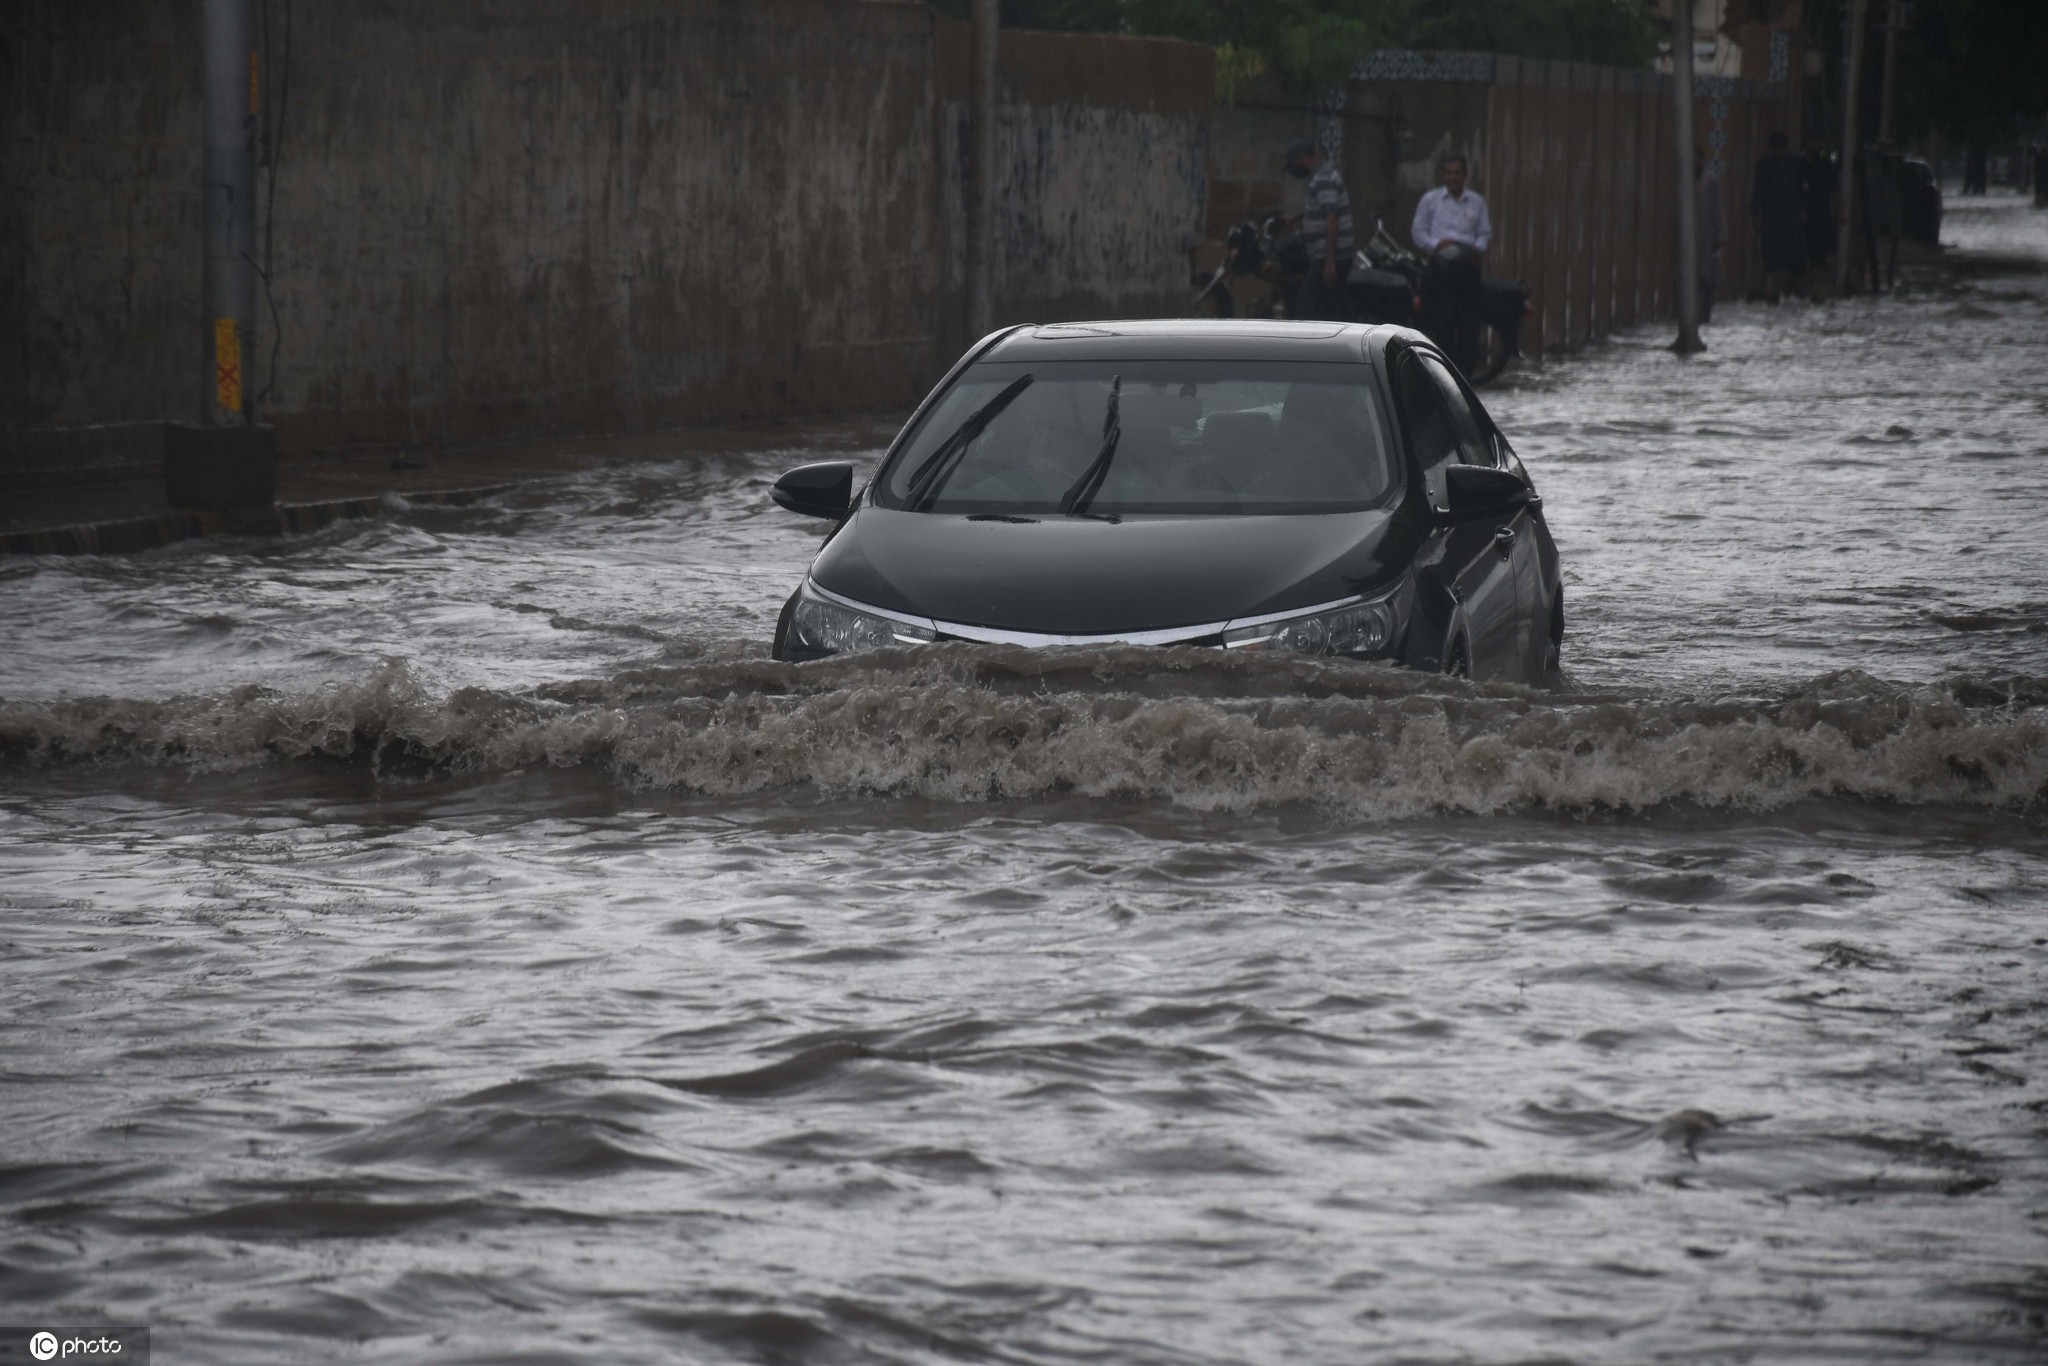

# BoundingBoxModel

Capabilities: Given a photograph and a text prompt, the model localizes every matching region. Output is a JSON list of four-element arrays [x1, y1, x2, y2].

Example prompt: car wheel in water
[[1541, 592, 1565, 689], [771, 590, 799, 661], [1442, 633, 1471, 680]]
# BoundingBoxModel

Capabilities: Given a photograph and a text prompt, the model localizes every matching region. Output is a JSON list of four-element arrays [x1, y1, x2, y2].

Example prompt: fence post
[[1516, 77, 1546, 360], [1835, 0, 1869, 294], [968, 0, 998, 335], [1592, 69, 1618, 339], [1615, 74, 1641, 330], [1485, 65, 1514, 283], [1541, 66, 1570, 354], [202, 0, 257, 424], [1877, 0, 1903, 148], [1671, 0, 1704, 353]]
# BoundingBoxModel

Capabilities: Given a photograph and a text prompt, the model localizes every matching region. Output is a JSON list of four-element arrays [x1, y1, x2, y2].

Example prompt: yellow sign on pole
[[214, 317, 243, 415]]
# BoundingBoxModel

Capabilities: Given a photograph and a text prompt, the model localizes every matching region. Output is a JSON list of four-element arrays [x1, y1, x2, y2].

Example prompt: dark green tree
[[1920, 0, 2048, 144], [1804, 0, 2048, 147], [930, 0, 1660, 93], [1390, 0, 1659, 66]]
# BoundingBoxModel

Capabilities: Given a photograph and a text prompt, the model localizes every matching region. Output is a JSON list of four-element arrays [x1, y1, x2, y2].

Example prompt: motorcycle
[[1189, 214, 1297, 322], [1191, 217, 1532, 386]]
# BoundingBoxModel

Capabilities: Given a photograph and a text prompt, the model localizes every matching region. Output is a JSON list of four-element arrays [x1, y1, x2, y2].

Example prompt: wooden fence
[[1479, 60, 1786, 358], [1212, 54, 1793, 360], [1425, 58, 1794, 358]]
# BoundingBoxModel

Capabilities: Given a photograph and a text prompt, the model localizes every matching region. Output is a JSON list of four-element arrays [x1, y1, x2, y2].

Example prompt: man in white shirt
[[1410, 156, 1492, 375]]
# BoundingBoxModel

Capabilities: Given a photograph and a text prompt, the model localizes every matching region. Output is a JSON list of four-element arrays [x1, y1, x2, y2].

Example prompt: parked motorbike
[[1191, 217, 1532, 386], [1189, 215, 1296, 321]]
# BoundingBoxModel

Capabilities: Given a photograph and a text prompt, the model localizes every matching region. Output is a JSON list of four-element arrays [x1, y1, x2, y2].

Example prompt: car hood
[[808, 506, 1414, 635]]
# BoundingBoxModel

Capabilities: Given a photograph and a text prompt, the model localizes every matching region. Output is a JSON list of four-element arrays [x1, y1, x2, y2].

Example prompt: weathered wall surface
[[1, 2, 205, 433], [269, 0, 943, 450], [1201, 77, 1317, 240], [4, 2, 1211, 457], [7, 3, 1784, 458], [936, 22, 1212, 343]]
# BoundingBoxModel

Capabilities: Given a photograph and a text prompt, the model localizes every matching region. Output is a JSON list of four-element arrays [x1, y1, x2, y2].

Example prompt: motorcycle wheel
[[1468, 324, 1514, 387], [1194, 282, 1235, 320]]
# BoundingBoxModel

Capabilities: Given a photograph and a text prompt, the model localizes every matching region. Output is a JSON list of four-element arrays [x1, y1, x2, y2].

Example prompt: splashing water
[[1, 199, 2045, 1363]]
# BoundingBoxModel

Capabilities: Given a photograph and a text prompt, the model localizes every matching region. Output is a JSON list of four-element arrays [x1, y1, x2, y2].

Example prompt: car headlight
[[1222, 587, 1405, 659], [790, 585, 935, 656]]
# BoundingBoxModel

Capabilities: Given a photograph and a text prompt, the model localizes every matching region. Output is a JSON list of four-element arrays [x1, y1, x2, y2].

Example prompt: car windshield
[[874, 360, 1396, 515]]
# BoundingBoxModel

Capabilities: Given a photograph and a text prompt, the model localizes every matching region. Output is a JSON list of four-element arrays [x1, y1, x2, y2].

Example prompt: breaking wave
[[3, 649, 2045, 818]]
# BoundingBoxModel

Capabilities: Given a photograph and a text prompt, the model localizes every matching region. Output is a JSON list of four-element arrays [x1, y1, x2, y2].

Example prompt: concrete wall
[[264, 0, 945, 451], [935, 21, 1212, 343], [1199, 75, 1316, 240], [1, 2, 205, 433], [3, 1, 1213, 458]]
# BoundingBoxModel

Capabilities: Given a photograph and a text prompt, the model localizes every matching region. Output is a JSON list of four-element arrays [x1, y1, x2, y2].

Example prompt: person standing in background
[[1694, 148, 1727, 322], [1410, 154, 1493, 375], [1282, 139, 1354, 322], [1751, 132, 1806, 303], [1801, 136, 1838, 291]]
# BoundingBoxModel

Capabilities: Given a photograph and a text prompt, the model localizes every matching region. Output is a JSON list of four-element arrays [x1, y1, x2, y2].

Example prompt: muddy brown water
[[3, 197, 2046, 1363]]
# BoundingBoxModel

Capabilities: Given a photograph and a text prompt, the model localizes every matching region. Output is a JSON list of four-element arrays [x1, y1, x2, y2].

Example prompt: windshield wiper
[[1059, 375, 1121, 517], [903, 373, 1035, 512]]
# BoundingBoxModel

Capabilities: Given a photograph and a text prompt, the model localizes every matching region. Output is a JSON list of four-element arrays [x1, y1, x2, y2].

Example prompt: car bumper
[[784, 578, 1410, 659]]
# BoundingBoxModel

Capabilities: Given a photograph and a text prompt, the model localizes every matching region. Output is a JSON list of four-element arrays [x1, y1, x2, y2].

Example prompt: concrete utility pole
[[967, 0, 998, 339], [1836, 0, 1870, 293], [1877, 0, 1903, 147], [1671, 0, 1704, 353], [202, 0, 257, 424], [167, 0, 276, 517]]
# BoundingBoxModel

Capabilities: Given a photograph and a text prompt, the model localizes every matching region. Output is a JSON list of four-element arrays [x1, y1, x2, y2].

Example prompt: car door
[[1435, 360, 1550, 682], [1392, 347, 1526, 680], [1482, 421, 1553, 681]]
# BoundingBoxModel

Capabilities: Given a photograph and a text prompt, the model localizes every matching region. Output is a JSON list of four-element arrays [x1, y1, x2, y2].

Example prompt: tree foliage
[[938, 0, 2048, 137], [1391, 0, 1660, 68], [931, 1, 1660, 94], [1914, 0, 2048, 142], [1804, 0, 2048, 147]]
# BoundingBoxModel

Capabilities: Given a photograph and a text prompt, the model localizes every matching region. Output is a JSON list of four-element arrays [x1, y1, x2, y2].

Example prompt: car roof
[[979, 318, 1412, 364]]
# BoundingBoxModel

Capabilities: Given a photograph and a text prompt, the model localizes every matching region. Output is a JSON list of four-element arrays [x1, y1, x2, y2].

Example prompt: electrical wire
[[242, 249, 285, 416], [256, 0, 291, 408]]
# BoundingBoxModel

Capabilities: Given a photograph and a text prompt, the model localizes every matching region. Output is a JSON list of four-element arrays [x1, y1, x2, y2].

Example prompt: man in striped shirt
[[1284, 139, 1353, 321]]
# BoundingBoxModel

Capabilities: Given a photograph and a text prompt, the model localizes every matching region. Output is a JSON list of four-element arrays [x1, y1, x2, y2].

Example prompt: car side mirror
[[1437, 463, 1529, 520], [771, 461, 854, 520]]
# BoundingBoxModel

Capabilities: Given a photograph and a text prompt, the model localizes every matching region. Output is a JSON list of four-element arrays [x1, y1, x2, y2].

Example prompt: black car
[[768, 320, 1562, 685], [1897, 155, 1942, 246]]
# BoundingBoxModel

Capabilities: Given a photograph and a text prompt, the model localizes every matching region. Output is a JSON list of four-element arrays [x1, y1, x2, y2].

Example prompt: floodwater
[[3, 197, 2046, 1364]]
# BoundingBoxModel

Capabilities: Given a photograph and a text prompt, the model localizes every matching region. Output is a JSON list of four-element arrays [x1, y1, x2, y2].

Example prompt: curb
[[2, 483, 523, 557]]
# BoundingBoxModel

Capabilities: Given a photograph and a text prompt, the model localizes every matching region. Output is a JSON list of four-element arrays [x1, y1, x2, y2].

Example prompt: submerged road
[[1, 196, 2045, 1363]]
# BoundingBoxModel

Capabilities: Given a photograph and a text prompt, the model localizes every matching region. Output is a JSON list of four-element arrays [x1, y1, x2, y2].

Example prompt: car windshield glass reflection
[[876, 361, 1395, 515]]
